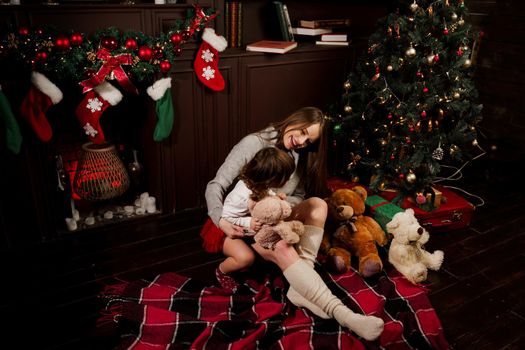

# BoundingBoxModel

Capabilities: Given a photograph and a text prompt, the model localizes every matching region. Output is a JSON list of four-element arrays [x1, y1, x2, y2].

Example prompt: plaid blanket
[[99, 263, 450, 350]]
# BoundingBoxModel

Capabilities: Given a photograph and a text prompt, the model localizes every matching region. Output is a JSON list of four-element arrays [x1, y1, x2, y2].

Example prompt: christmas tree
[[331, 0, 483, 206]]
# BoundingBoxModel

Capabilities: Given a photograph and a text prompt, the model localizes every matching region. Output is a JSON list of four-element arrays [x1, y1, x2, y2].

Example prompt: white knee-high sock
[[295, 225, 324, 268], [283, 259, 384, 341]]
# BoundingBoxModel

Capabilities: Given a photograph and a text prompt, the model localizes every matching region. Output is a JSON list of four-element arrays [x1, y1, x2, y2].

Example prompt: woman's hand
[[219, 218, 245, 239]]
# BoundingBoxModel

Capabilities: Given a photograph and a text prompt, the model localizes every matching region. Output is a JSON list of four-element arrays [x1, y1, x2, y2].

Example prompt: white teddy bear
[[386, 208, 444, 284]]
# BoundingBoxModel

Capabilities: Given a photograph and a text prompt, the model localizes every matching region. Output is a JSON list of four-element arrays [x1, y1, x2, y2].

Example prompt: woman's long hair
[[263, 106, 329, 198]]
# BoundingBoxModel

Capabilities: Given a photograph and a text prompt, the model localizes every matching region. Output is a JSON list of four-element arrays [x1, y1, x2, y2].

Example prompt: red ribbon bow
[[188, 4, 218, 35], [80, 48, 138, 94]]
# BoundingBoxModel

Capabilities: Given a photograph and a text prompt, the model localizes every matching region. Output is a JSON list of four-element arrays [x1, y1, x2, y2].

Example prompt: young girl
[[215, 147, 296, 290]]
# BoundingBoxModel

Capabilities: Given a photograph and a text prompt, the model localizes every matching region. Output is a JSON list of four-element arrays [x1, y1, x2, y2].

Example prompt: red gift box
[[379, 185, 475, 232]]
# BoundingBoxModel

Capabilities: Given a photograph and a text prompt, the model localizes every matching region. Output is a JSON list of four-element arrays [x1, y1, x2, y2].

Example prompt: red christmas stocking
[[194, 28, 227, 91], [19, 71, 63, 142], [76, 81, 122, 144]]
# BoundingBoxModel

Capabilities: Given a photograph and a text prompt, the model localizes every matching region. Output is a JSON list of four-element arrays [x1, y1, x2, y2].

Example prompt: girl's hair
[[239, 147, 295, 201], [263, 106, 329, 198]]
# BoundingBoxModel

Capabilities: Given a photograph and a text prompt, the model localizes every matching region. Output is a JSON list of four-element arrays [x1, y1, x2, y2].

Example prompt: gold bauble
[[344, 81, 352, 90], [344, 105, 353, 113], [453, 91, 461, 99], [410, 2, 419, 12], [438, 108, 444, 118], [405, 46, 416, 58], [406, 172, 417, 184], [451, 12, 458, 21], [426, 54, 435, 65], [387, 64, 393, 71], [472, 139, 479, 146], [458, 18, 465, 26], [463, 58, 472, 68], [450, 144, 459, 155]]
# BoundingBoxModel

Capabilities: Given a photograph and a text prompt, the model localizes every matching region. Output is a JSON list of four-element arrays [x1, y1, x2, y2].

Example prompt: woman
[[204, 106, 384, 341]]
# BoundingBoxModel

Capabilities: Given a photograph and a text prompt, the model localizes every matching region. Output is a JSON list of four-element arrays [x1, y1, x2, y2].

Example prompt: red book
[[245, 40, 298, 54]]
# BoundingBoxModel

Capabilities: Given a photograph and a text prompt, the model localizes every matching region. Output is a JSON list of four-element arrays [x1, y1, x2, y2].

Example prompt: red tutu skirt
[[200, 217, 226, 253]]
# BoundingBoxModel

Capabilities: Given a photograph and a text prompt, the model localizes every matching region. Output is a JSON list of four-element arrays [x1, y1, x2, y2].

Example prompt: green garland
[[0, 4, 217, 85]]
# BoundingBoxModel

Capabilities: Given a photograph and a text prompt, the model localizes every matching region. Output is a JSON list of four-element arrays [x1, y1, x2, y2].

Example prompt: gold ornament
[[344, 105, 353, 113], [426, 54, 435, 65], [458, 18, 465, 26], [463, 58, 472, 68], [438, 108, 444, 119], [351, 176, 360, 183], [472, 139, 479, 146], [344, 81, 352, 90], [405, 46, 416, 58], [410, 1, 419, 12], [387, 64, 393, 71], [449, 144, 459, 155], [406, 172, 417, 184], [451, 12, 458, 21], [453, 91, 461, 99]]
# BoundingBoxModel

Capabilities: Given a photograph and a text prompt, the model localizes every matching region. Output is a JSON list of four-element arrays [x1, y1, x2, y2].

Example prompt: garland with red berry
[[0, 4, 217, 87]]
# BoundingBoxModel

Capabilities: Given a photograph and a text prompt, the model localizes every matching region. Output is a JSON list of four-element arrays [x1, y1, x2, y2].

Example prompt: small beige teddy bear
[[250, 196, 305, 250], [386, 208, 444, 284]]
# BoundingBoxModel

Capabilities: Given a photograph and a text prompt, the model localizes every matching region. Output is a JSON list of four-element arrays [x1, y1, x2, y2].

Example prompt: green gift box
[[365, 195, 404, 232]]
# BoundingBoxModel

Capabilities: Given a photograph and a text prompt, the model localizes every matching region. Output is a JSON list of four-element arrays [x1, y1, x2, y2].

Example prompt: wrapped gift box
[[379, 185, 475, 232], [365, 195, 404, 232]]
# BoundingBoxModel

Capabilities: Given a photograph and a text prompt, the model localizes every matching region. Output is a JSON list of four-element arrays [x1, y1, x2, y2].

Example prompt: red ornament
[[35, 51, 48, 61], [138, 45, 153, 61], [423, 87, 429, 93], [387, 113, 393, 119], [70, 33, 83, 46], [55, 35, 71, 50], [124, 38, 138, 50], [159, 60, 171, 73], [181, 30, 191, 41], [420, 110, 427, 118], [170, 33, 182, 45], [409, 126, 415, 132], [390, 154, 395, 160], [173, 46, 183, 57], [443, 28, 449, 35], [433, 54, 440, 62], [153, 47, 164, 59], [456, 48, 463, 56], [101, 36, 118, 51], [405, 137, 411, 144], [398, 173, 405, 179], [416, 71, 423, 78], [19, 27, 29, 36], [416, 193, 426, 205]]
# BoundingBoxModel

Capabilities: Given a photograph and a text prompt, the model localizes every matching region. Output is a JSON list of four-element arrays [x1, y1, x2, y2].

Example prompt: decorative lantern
[[73, 142, 130, 201]]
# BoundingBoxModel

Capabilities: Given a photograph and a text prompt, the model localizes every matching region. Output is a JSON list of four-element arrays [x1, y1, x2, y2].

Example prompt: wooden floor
[[6, 156, 524, 350]]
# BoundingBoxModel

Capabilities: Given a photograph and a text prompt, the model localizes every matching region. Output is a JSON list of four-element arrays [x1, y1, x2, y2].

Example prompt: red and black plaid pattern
[[100, 265, 450, 349]]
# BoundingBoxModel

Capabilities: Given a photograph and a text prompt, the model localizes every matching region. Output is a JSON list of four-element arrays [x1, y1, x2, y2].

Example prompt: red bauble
[[55, 35, 71, 50], [19, 27, 29, 36], [387, 113, 393, 119], [398, 173, 405, 179], [433, 54, 440, 62], [170, 33, 182, 45], [420, 110, 427, 118], [124, 38, 138, 50], [153, 47, 164, 59], [173, 46, 183, 56], [443, 28, 449, 35], [181, 30, 191, 41], [423, 87, 429, 93], [138, 45, 153, 61], [70, 33, 83, 46], [35, 51, 48, 61], [456, 48, 463, 56], [101, 36, 118, 51], [159, 60, 171, 73]]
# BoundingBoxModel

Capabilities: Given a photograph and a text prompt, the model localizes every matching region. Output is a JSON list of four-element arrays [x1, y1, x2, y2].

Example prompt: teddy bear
[[249, 195, 305, 250], [386, 208, 444, 284], [321, 186, 389, 276]]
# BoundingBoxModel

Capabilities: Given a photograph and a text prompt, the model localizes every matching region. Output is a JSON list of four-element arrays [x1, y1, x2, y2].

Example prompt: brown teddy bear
[[321, 186, 389, 277], [250, 196, 305, 250]]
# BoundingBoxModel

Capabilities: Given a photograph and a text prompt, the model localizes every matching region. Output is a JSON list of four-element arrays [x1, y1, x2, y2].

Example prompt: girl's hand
[[276, 192, 287, 200], [250, 218, 262, 232], [219, 218, 245, 239]]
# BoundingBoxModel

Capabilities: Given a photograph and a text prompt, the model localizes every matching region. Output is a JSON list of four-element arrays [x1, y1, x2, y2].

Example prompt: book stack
[[246, 40, 297, 54], [225, 1, 243, 48], [316, 33, 351, 47]]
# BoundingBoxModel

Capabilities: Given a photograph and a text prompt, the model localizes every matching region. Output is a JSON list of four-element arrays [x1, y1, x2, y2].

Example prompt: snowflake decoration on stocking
[[86, 97, 103, 113], [201, 66, 215, 80], [201, 49, 214, 63], [83, 122, 98, 137]]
